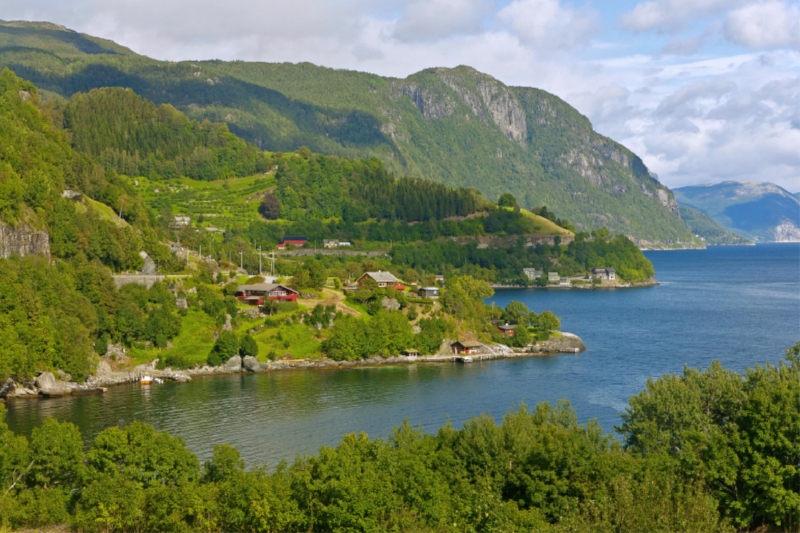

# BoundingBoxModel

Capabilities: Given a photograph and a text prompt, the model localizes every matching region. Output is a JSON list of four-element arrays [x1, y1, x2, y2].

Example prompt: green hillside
[[0, 20, 697, 244], [678, 206, 752, 246]]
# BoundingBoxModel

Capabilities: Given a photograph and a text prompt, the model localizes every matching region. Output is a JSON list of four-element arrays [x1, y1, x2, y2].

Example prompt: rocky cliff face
[[0, 221, 50, 259], [390, 67, 528, 147]]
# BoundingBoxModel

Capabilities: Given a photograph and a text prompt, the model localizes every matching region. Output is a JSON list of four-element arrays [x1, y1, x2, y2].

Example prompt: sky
[[4, 0, 800, 191]]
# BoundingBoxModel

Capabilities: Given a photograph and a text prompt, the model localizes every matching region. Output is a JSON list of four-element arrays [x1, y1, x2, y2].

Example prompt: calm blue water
[[5, 244, 799, 467]]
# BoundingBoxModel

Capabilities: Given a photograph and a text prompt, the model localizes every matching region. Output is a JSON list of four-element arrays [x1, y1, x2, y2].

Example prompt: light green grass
[[253, 321, 324, 360], [129, 308, 218, 366], [501, 206, 573, 236]]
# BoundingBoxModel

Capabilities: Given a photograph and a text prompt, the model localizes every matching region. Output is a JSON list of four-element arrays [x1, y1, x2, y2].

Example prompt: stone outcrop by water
[[223, 355, 242, 372], [242, 356, 262, 372]]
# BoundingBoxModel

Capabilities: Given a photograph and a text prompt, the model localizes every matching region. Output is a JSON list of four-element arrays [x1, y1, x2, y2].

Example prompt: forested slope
[[0, 20, 697, 244]]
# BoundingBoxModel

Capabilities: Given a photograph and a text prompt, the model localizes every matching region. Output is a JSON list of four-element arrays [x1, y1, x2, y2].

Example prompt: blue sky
[[4, 0, 799, 191]]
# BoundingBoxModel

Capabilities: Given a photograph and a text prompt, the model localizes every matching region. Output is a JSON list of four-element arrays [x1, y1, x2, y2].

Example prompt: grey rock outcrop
[[0, 378, 16, 398], [223, 355, 242, 372], [242, 356, 262, 372], [222, 314, 233, 331], [97, 360, 112, 375], [381, 297, 400, 311], [0, 221, 50, 259], [35, 372, 56, 390], [139, 251, 157, 275], [176, 297, 188, 309], [390, 83, 456, 120]]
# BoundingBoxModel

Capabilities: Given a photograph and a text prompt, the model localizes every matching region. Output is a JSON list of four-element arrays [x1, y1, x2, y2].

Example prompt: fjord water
[[5, 244, 799, 467]]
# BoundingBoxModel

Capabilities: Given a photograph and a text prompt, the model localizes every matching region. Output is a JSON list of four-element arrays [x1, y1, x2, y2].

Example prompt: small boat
[[155, 378, 164, 384], [140, 375, 153, 385]]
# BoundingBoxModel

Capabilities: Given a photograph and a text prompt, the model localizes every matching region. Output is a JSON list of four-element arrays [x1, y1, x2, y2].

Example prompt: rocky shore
[[0, 334, 586, 401]]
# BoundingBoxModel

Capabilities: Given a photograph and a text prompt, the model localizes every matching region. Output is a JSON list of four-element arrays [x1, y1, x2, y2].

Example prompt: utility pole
[[258, 246, 262, 275], [271, 252, 275, 276], [239, 251, 243, 271]]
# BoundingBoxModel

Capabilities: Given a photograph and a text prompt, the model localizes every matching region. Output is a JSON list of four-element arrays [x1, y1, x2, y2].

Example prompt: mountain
[[678, 206, 752, 246], [674, 181, 800, 242], [0, 20, 697, 245]]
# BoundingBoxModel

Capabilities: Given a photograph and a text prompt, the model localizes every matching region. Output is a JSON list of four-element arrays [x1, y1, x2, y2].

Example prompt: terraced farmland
[[128, 174, 277, 228]]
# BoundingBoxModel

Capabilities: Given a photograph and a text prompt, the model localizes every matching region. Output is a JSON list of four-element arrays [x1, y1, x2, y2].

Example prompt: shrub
[[208, 331, 239, 366], [157, 353, 194, 370], [407, 309, 418, 321], [239, 334, 258, 358], [94, 335, 108, 356]]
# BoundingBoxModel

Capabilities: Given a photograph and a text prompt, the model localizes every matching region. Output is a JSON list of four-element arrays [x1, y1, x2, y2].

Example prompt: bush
[[157, 353, 195, 370], [239, 334, 258, 358], [267, 350, 277, 361], [5, 488, 69, 530], [208, 331, 239, 366], [407, 309, 418, 321], [94, 335, 108, 356]]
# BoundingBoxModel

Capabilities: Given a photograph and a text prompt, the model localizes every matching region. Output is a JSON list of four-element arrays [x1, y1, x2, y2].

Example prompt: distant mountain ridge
[[0, 19, 698, 245], [674, 181, 800, 242]]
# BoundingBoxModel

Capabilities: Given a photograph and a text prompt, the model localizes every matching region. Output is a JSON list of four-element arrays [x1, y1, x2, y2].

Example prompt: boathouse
[[451, 340, 483, 355]]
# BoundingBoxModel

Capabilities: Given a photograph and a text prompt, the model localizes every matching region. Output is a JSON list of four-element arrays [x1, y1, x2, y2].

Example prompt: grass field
[[503, 206, 574, 236]]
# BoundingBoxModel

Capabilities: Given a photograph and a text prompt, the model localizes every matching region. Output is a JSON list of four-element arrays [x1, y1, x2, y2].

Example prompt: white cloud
[[619, 0, 744, 33], [391, 0, 494, 42], [724, 1, 800, 50], [496, 0, 599, 51]]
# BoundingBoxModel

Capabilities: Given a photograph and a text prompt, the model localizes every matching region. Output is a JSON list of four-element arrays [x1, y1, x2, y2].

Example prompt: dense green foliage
[[617, 343, 800, 529], [0, 22, 696, 242], [0, 254, 183, 381], [63, 87, 271, 181], [0, 68, 173, 271], [321, 312, 424, 361], [392, 231, 655, 283], [274, 149, 482, 222]]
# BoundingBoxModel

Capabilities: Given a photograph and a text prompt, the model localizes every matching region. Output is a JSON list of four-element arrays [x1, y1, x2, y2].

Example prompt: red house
[[235, 283, 299, 305], [493, 321, 516, 337], [277, 235, 307, 249]]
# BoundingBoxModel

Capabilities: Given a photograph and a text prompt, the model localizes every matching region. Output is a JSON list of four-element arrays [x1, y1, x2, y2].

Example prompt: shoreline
[[491, 277, 659, 290], [1, 334, 586, 401]]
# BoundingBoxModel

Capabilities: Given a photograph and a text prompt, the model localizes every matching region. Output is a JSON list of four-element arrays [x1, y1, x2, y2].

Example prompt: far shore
[[491, 277, 658, 290]]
